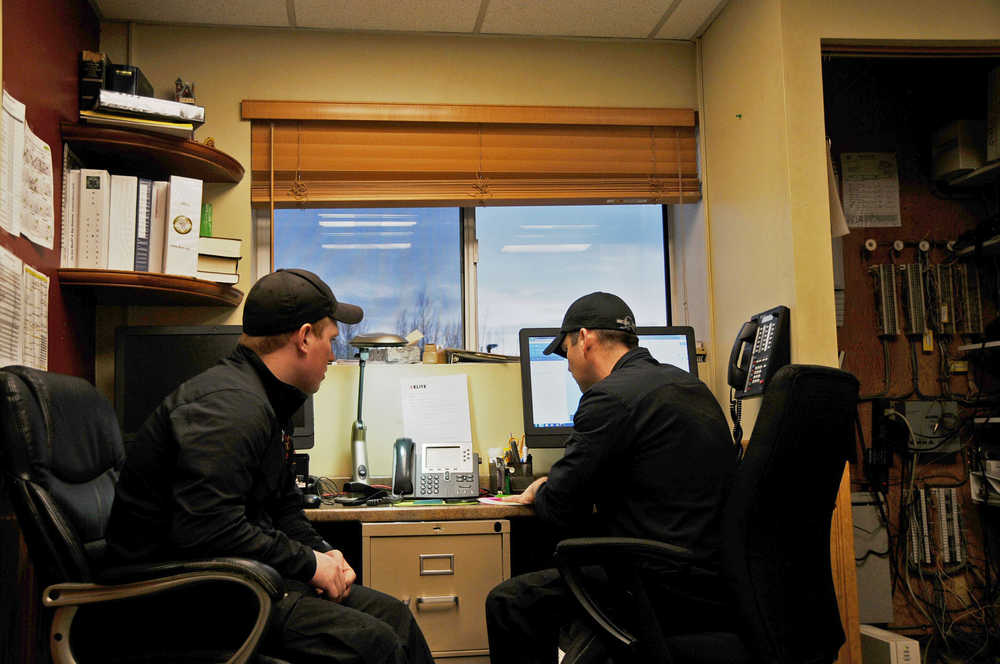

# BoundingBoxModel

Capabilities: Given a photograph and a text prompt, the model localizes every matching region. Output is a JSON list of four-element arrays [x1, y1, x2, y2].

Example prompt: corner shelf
[[60, 123, 244, 183], [58, 269, 243, 307]]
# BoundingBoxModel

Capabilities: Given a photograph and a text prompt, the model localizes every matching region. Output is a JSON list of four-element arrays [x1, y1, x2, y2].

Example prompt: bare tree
[[394, 286, 463, 349]]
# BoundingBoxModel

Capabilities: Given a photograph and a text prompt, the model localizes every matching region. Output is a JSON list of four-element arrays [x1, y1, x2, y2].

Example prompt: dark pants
[[262, 580, 434, 664], [486, 568, 730, 664]]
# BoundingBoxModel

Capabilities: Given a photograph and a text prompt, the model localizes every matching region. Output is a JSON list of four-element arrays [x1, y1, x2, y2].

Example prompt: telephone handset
[[392, 437, 415, 497], [727, 305, 790, 399]]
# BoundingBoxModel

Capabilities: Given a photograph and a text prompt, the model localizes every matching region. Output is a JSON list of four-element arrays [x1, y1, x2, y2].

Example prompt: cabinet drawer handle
[[419, 553, 455, 576], [416, 594, 459, 609]]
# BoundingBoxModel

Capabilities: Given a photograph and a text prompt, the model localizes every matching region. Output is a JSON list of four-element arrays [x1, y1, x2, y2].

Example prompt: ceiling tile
[[95, 0, 290, 27], [294, 0, 481, 32], [482, 0, 672, 39], [655, 0, 726, 39]]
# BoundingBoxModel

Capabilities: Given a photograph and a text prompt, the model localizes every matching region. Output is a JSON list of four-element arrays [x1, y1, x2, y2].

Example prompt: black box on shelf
[[79, 50, 111, 111], [108, 64, 154, 98]]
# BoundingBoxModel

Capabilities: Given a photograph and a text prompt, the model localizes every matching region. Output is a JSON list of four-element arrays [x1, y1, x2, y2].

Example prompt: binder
[[148, 181, 169, 273], [76, 169, 111, 269], [107, 175, 138, 271], [59, 169, 80, 268], [133, 178, 153, 271], [162, 175, 202, 276]]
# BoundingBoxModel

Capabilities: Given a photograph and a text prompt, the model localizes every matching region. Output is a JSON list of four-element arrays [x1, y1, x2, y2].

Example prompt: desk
[[306, 502, 539, 664]]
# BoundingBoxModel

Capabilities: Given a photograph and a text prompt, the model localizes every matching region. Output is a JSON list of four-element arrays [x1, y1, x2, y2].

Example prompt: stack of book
[[197, 236, 242, 284], [78, 51, 205, 140], [61, 170, 234, 284]]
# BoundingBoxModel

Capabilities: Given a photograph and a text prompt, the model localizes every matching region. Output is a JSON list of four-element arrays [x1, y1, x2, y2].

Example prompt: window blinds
[[243, 101, 700, 207]]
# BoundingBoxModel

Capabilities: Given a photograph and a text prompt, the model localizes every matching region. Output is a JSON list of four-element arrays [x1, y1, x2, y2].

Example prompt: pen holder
[[508, 455, 534, 493]]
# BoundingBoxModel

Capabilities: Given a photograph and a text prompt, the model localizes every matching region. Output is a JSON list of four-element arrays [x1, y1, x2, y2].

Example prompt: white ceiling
[[91, 0, 729, 41]]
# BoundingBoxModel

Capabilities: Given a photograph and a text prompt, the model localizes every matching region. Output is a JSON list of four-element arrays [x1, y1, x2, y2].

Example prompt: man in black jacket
[[485, 292, 736, 664], [107, 268, 433, 664]]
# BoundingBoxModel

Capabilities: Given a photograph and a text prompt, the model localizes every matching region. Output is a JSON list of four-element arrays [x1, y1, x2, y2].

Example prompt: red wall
[[1, 0, 99, 379]]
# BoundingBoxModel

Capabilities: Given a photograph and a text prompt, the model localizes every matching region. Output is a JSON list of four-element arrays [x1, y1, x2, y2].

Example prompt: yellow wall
[[98, 25, 698, 478]]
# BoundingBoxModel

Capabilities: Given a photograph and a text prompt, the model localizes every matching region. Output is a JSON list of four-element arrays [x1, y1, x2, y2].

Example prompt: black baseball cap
[[543, 292, 637, 357], [243, 268, 363, 336]]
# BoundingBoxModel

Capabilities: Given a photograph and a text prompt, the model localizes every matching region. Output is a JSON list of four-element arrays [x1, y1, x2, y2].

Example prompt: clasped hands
[[311, 549, 356, 602]]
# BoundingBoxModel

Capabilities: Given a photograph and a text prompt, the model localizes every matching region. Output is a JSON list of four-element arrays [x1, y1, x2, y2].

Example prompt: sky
[[275, 204, 666, 356]]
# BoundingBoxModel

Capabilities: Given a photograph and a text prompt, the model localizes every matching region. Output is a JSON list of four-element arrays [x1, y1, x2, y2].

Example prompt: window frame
[[258, 204, 672, 352]]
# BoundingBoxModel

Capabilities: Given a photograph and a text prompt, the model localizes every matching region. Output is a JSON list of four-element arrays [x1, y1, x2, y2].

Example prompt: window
[[273, 207, 462, 358], [271, 204, 667, 357], [476, 205, 667, 355]]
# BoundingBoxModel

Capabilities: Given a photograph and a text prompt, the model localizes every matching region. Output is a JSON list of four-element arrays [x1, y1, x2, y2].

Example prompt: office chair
[[0, 365, 292, 664], [556, 364, 859, 664]]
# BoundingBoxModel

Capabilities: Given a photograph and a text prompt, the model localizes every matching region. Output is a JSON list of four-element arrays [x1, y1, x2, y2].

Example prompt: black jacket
[[106, 344, 330, 581], [533, 347, 735, 562]]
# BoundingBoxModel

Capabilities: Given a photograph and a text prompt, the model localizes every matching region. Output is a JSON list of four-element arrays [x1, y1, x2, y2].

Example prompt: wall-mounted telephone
[[392, 437, 480, 499], [727, 305, 791, 399]]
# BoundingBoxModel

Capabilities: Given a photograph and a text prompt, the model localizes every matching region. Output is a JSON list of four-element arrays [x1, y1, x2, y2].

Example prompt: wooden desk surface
[[305, 502, 532, 522]]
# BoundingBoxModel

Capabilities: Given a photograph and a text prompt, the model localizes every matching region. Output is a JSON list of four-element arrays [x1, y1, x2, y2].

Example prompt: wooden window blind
[[242, 101, 700, 207]]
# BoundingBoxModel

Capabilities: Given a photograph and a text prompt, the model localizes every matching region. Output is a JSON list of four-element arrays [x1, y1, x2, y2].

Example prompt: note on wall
[[0, 91, 26, 237], [841, 152, 901, 228], [0, 244, 23, 367], [19, 124, 55, 249], [401, 374, 473, 445], [22, 264, 49, 370]]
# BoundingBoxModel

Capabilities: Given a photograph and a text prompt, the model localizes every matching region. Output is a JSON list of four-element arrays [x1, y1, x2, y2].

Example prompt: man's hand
[[310, 549, 355, 602], [501, 476, 548, 504]]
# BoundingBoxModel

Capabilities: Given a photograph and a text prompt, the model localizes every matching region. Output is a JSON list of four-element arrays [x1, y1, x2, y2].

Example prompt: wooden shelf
[[60, 123, 244, 183], [58, 269, 243, 307]]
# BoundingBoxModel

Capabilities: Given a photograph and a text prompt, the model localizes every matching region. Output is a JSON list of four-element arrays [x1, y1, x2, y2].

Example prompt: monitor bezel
[[517, 325, 697, 448], [114, 324, 314, 449]]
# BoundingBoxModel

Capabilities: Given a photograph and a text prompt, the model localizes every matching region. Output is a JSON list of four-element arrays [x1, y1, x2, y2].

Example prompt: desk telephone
[[392, 437, 481, 499]]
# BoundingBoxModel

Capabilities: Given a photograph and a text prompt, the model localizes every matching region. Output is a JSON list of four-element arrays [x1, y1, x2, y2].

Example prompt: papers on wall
[[0, 90, 56, 248], [20, 124, 55, 249], [400, 374, 473, 445], [841, 152, 902, 228], [1, 91, 26, 236], [0, 245, 22, 367], [22, 264, 48, 370], [0, 244, 49, 370]]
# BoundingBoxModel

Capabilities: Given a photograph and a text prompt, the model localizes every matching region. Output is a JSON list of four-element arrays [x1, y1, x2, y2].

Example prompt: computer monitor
[[114, 325, 314, 448], [518, 326, 697, 448]]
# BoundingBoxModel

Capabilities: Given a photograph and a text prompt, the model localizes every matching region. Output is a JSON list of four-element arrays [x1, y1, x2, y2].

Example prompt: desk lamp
[[348, 332, 408, 484]]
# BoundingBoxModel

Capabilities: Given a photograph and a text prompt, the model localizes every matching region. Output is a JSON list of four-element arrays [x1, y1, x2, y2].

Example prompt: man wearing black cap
[[107, 269, 433, 664], [485, 292, 736, 663]]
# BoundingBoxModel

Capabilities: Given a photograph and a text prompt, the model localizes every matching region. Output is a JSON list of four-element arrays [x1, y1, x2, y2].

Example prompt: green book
[[200, 202, 213, 237]]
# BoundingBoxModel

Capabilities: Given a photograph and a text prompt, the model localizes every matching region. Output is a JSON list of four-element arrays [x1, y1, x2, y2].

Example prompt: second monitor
[[518, 326, 697, 448]]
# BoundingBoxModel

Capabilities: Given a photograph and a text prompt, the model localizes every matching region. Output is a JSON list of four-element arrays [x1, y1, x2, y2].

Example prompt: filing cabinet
[[361, 519, 511, 663]]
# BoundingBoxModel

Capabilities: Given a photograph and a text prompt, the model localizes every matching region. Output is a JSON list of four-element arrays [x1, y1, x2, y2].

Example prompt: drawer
[[362, 520, 510, 656]]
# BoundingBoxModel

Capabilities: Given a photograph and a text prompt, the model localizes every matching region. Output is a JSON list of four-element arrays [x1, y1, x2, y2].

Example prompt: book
[[96, 89, 205, 124], [79, 109, 194, 139], [162, 176, 202, 276], [107, 175, 138, 271], [200, 202, 213, 236], [60, 168, 80, 268], [133, 178, 153, 271], [147, 181, 169, 273], [76, 169, 111, 269], [197, 253, 239, 274], [198, 235, 242, 258], [196, 270, 239, 284]]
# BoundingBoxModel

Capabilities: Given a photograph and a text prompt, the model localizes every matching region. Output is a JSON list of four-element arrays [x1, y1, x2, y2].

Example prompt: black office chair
[[555, 364, 859, 664], [0, 365, 292, 664]]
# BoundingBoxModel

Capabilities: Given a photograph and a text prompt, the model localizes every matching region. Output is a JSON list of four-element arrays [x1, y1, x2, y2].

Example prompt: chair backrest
[[0, 366, 124, 585], [721, 364, 858, 664]]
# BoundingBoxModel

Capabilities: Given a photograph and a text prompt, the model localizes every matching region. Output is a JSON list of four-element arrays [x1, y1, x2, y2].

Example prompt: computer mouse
[[302, 493, 321, 508]]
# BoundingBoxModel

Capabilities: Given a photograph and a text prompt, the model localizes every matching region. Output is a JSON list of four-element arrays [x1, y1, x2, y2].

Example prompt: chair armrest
[[555, 537, 706, 663], [45, 559, 284, 664], [96, 557, 284, 599]]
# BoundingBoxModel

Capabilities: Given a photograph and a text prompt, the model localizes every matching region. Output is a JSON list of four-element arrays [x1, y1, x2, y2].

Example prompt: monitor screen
[[114, 325, 314, 448], [518, 326, 697, 448]]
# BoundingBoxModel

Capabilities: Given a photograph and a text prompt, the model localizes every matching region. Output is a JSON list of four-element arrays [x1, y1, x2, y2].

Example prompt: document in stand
[[400, 374, 473, 447]]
